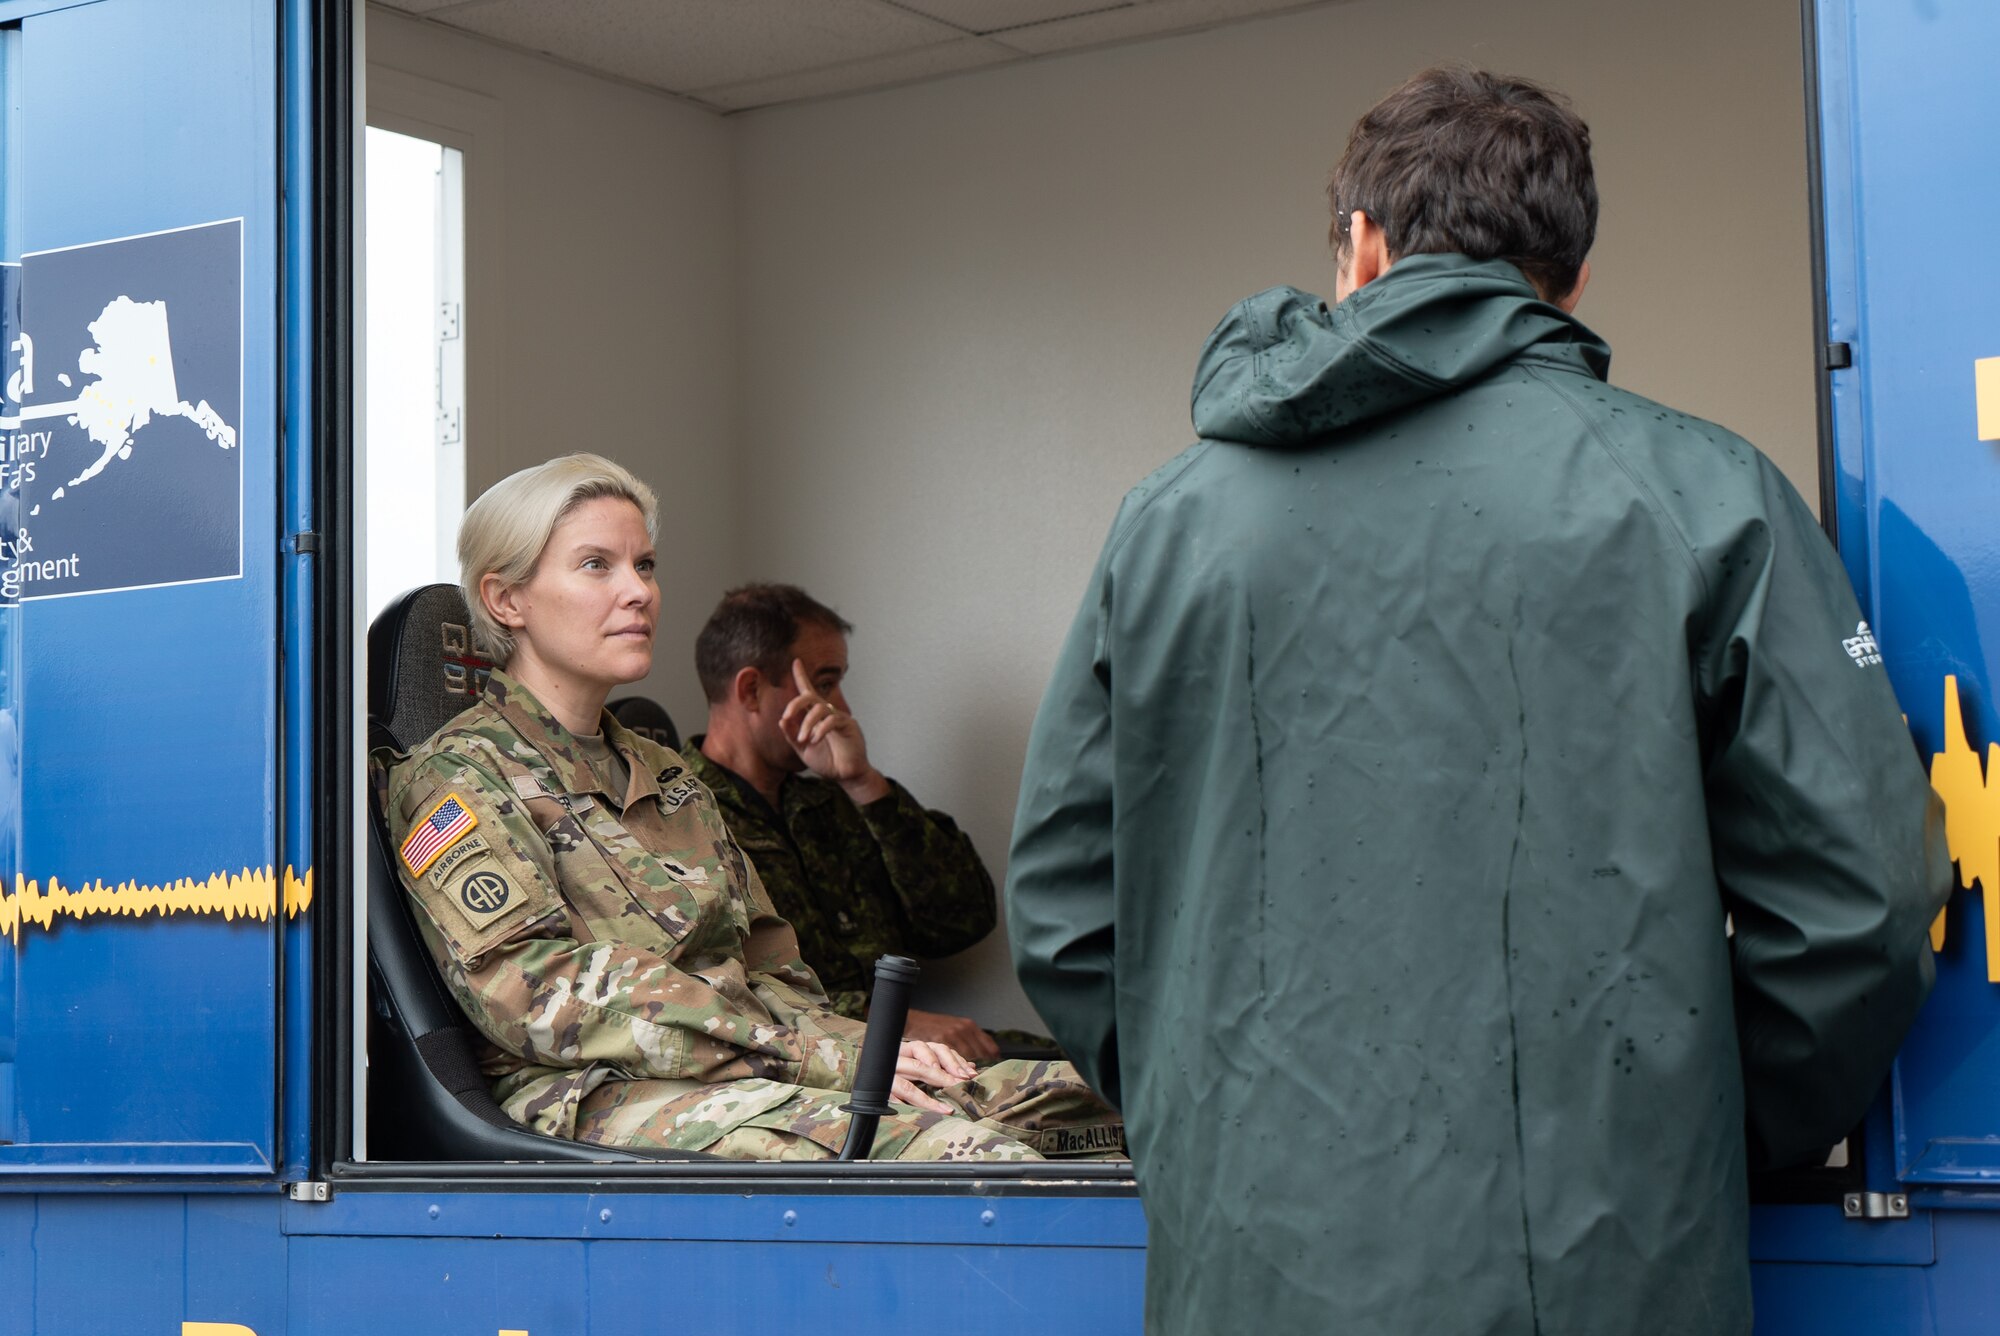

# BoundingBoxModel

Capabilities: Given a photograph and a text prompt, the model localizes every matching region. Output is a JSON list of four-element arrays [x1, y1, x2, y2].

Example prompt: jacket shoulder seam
[[1524, 364, 1713, 606], [1090, 444, 1216, 675], [1101, 444, 1214, 567]]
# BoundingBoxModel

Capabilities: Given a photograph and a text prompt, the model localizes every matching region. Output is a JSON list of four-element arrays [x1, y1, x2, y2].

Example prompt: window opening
[[363, 126, 463, 623]]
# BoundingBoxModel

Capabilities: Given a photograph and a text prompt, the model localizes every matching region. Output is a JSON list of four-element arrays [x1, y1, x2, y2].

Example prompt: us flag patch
[[401, 793, 479, 875]]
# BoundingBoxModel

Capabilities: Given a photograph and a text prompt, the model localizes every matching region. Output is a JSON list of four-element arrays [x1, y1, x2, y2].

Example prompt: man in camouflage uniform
[[688, 584, 1041, 1062], [378, 668, 1119, 1160]]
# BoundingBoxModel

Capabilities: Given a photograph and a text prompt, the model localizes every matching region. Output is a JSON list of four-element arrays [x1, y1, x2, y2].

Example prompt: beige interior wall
[[366, 7, 738, 730], [730, 0, 1816, 1029], [368, 0, 1816, 1034]]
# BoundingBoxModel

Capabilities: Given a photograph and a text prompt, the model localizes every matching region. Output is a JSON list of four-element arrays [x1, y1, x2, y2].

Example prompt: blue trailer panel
[[1746, 0, 2000, 1328], [0, 0, 288, 1178]]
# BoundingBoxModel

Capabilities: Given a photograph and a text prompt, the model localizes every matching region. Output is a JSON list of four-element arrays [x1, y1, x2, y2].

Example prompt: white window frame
[[357, 52, 506, 1162]]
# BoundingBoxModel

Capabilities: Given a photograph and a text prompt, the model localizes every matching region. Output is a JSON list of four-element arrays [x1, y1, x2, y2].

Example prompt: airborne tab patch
[[426, 832, 490, 887], [401, 793, 479, 875]]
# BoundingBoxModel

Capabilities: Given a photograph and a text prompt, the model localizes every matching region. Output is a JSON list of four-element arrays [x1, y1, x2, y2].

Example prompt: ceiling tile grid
[[992, 0, 1333, 55], [372, 0, 1343, 111], [691, 35, 1018, 112], [408, 0, 963, 91], [883, 0, 1142, 35]]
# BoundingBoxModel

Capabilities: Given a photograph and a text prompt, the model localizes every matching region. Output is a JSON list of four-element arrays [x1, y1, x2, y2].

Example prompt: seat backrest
[[607, 694, 680, 753], [366, 583, 681, 1162], [368, 583, 493, 752]]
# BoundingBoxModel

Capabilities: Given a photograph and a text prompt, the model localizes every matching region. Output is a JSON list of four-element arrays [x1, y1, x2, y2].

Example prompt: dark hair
[[1328, 67, 1596, 301], [694, 583, 854, 703]]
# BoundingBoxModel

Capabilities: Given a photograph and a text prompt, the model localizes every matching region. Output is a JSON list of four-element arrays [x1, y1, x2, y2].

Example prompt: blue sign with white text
[[6, 219, 242, 601]]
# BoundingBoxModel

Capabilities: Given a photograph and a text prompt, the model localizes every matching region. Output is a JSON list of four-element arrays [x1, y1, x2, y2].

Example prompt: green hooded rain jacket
[[1007, 254, 1950, 1336]]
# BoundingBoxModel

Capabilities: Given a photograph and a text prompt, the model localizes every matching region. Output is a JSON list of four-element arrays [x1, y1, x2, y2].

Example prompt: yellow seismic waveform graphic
[[0, 865, 312, 943], [1930, 676, 2000, 979]]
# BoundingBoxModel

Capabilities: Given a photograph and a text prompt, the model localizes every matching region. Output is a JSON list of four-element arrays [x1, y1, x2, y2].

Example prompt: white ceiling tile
[[992, 0, 1334, 55], [691, 36, 1014, 111], [891, 0, 1139, 35], [441, 0, 966, 93]]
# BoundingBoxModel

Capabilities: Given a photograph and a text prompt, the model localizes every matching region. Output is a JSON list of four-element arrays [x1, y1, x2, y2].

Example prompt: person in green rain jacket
[[1007, 68, 1949, 1336]]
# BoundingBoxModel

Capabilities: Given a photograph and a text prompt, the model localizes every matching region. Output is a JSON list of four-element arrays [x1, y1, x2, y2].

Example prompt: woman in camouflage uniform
[[379, 454, 1121, 1161]]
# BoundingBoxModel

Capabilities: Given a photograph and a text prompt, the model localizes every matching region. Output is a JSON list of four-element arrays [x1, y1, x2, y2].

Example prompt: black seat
[[607, 694, 679, 752], [365, 583, 689, 1162]]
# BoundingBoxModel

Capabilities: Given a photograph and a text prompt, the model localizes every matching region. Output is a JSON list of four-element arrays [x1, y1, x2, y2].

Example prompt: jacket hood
[[1190, 253, 1612, 447]]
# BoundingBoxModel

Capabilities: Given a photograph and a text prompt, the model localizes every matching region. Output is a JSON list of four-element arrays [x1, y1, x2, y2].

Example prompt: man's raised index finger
[[791, 657, 814, 696]]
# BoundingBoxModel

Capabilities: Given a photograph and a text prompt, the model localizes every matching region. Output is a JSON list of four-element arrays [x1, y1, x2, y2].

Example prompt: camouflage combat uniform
[[683, 740, 998, 1021], [377, 670, 1120, 1161]]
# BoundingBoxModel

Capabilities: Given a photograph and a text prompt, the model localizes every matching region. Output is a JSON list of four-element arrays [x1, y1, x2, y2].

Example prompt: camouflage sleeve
[[821, 988, 870, 1022], [854, 778, 998, 958], [726, 837, 870, 1054], [386, 742, 863, 1090]]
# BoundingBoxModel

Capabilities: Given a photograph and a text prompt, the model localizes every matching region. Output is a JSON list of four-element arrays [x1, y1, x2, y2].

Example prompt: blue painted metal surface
[[1809, 0, 2000, 1191], [292, 1233, 1140, 1335], [0, 0, 283, 1175], [1753, 1209, 2000, 1335], [1744, 1, 2000, 1330], [282, 1187, 1149, 1248], [0, 1190, 1145, 1333], [0, 23, 25, 1156], [1749, 1201, 1933, 1268]]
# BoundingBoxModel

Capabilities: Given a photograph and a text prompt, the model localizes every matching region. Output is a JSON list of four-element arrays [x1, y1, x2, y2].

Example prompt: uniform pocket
[[573, 806, 708, 947]]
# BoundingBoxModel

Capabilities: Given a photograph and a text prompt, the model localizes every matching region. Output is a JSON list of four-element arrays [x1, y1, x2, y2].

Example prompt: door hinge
[[1842, 1191, 1908, 1220], [291, 531, 321, 555], [1824, 341, 1854, 370], [287, 1180, 332, 1202]]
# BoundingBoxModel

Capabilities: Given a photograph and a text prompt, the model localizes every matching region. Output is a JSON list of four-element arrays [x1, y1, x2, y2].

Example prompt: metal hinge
[[1843, 1191, 1908, 1220], [287, 1180, 332, 1203], [1824, 341, 1854, 370], [291, 531, 320, 555]]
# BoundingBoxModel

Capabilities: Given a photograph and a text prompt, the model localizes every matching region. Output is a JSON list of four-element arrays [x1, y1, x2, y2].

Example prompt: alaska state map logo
[[0, 219, 243, 602]]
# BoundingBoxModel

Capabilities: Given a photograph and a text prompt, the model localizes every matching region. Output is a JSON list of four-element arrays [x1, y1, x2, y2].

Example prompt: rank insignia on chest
[[401, 792, 479, 875]]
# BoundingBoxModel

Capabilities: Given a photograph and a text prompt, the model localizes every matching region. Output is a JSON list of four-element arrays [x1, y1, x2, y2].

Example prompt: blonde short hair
[[457, 453, 660, 661]]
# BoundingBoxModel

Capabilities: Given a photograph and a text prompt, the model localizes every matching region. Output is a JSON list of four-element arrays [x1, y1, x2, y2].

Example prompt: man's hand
[[889, 1038, 976, 1113], [781, 659, 891, 805], [904, 1007, 1000, 1062]]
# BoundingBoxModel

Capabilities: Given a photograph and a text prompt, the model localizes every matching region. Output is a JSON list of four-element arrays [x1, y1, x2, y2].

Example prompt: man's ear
[[1343, 209, 1392, 296], [480, 573, 525, 630], [730, 664, 764, 711], [1556, 259, 1591, 314]]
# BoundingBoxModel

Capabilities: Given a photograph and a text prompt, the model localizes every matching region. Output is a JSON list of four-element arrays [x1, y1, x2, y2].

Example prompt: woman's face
[[497, 495, 659, 699]]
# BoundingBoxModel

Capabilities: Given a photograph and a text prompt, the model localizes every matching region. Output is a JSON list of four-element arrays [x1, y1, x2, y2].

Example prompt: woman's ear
[[481, 572, 526, 629]]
